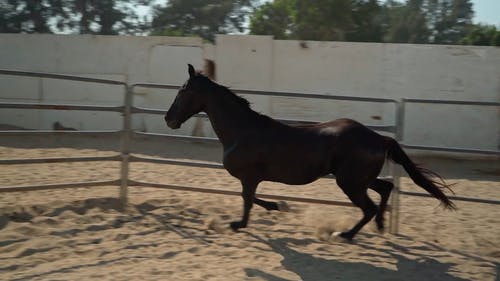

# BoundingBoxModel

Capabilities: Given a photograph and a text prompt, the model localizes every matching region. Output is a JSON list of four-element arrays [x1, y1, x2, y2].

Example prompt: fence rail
[[0, 180, 121, 193], [130, 155, 224, 169], [128, 179, 362, 209], [0, 155, 121, 165], [401, 144, 500, 156], [0, 130, 122, 136], [134, 131, 221, 143], [0, 102, 124, 112], [1, 69, 499, 236], [0, 69, 126, 85], [402, 98, 500, 107]]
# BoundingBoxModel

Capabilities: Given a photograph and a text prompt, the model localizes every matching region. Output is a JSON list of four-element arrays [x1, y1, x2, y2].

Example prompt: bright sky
[[472, 0, 500, 26]]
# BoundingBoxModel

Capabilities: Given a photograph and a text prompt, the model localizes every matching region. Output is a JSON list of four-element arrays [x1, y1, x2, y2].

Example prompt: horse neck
[[204, 88, 265, 147]]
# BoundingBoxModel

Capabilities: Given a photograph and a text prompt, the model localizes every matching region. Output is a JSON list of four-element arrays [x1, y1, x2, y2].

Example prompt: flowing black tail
[[385, 137, 456, 210]]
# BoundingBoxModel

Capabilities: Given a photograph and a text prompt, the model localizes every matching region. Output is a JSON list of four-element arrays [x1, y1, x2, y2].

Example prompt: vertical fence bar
[[389, 100, 405, 234], [120, 85, 133, 206]]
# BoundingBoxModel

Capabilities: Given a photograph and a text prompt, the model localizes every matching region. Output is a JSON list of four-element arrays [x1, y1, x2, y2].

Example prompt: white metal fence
[[1, 69, 499, 235]]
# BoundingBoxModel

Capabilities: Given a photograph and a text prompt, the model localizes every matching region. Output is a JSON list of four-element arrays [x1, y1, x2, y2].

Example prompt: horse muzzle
[[165, 116, 181, 129], [167, 120, 181, 129]]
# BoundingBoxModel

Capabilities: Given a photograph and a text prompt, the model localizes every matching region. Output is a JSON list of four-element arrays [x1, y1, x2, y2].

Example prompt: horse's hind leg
[[369, 179, 393, 232], [254, 198, 289, 212], [335, 180, 378, 240], [254, 198, 279, 211]]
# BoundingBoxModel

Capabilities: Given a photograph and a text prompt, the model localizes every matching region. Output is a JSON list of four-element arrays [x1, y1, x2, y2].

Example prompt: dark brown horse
[[164, 64, 455, 240]]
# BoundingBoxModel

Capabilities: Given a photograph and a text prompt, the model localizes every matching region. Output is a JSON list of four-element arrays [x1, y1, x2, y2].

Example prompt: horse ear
[[188, 64, 196, 78]]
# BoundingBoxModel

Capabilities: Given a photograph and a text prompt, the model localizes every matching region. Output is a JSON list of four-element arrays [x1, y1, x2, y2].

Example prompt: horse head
[[165, 64, 210, 129]]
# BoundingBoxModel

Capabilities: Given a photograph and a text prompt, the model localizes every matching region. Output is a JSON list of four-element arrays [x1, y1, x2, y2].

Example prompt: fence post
[[389, 100, 405, 234], [120, 84, 133, 206]]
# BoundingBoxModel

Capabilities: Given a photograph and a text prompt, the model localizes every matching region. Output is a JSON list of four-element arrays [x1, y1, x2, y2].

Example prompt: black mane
[[198, 74, 251, 108], [218, 85, 251, 108], [198, 74, 277, 126]]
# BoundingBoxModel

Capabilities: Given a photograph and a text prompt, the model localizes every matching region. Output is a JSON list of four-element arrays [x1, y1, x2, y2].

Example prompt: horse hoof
[[375, 218, 385, 234], [229, 221, 246, 231], [277, 201, 290, 212], [329, 232, 353, 243], [376, 226, 385, 234]]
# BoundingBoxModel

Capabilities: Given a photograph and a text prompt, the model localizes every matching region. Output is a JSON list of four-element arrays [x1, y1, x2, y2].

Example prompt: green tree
[[293, 0, 353, 41], [426, 0, 474, 44], [460, 24, 500, 46], [250, 0, 383, 42], [70, 0, 152, 34], [250, 0, 476, 45], [249, 0, 294, 39], [493, 31, 500, 46], [0, 0, 150, 34], [347, 0, 385, 42], [151, 0, 257, 42], [382, 0, 430, 43], [0, 0, 70, 33]]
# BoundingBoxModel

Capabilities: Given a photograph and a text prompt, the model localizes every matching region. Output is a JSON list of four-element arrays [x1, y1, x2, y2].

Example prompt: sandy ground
[[0, 135, 499, 281]]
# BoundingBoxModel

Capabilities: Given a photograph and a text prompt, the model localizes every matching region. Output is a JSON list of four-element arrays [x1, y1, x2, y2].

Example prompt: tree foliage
[[250, 0, 383, 42], [347, 0, 385, 42], [150, 0, 257, 42], [1, 0, 495, 46], [0, 0, 70, 33], [249, 0, 294, 39], [381, 0, 430, 43], [0, 0, 151, 34], [460, 24, 500, 46], [250, 0, 477, 44], [425, 0, 474, 44], [293, 0, 353, 41]]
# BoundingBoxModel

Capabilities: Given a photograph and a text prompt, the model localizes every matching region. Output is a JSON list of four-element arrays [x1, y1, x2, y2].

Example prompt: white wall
[[0, 34, 204, 134], [213, 35, 500, 151], [0, 33, 498, 152]]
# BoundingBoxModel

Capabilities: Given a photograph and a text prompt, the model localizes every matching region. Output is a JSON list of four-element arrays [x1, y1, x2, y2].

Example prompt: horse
[[164, 64, 455, 240]]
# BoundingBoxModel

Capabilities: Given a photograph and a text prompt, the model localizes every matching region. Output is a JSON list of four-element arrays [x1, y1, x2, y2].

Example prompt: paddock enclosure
[[0, 69, 499, 280]]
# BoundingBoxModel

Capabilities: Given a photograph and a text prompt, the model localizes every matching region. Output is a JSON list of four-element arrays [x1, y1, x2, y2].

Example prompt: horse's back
[[316, 118, 384, 144], [317, 118, 387, 180]]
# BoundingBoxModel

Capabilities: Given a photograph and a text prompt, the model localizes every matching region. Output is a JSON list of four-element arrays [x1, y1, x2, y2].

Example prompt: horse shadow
[[243, 234, 481, 281]]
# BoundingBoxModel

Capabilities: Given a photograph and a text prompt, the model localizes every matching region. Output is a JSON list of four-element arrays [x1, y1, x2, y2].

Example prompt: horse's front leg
[[230, 180, 258, 231]]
